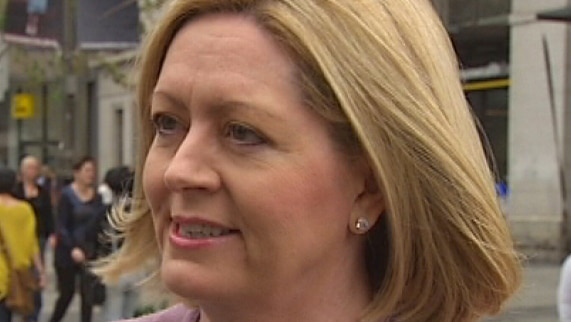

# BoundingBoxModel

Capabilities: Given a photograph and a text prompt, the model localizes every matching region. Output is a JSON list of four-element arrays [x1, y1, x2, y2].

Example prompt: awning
[[537, 6, 571, 22]]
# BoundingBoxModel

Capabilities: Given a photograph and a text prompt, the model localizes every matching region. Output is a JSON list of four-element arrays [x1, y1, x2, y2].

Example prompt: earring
[[355, 217, 370, 232]]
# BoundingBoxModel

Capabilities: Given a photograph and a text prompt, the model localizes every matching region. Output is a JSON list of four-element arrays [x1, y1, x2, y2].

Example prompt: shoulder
[[0, 199, 34, 216], [60, 185, 73, 198], [60, 186, 77, 203], [13, 199, 33, 212], [62, 185, 74, 194], [120, 304, 199, 322], [16, 201, 35, 219]]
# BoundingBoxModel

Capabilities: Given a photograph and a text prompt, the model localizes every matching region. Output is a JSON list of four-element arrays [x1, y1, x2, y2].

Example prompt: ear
[[349, 167, 385, 235]]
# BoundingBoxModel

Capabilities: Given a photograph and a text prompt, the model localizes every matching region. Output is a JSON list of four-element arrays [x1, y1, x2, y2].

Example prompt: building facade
[[433, 0, 571, 260]]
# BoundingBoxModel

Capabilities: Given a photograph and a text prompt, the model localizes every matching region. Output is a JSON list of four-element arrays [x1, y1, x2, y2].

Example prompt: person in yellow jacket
[[0, 166, 45, 321]]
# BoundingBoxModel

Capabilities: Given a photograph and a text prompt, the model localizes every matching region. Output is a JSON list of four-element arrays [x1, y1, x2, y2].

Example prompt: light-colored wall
[[509, 0, 571, 261], [96, 68, 135, 181]]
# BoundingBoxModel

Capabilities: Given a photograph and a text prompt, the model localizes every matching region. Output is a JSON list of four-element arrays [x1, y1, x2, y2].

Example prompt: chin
[[162, 259, 202, 298], [161, 256, 247, 306]]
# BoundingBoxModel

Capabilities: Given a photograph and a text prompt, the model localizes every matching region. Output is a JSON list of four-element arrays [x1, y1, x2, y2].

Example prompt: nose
[[163, 128, 221, 192]]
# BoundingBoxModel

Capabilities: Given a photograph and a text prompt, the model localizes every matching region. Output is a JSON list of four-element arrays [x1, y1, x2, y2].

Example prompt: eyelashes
[[224, 123, 267, 145], [150, 113, 268, 146], [152, 113, 186, 136]]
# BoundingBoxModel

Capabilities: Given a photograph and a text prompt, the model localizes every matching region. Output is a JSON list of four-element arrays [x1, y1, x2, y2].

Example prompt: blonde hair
[[101, 0, 521, 321]]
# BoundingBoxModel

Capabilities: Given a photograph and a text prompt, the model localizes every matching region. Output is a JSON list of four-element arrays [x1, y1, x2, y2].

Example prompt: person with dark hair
[[49, 157, 105, 322], [0, 167, 45, 321], [97, 166, 139, 320], [98, 166, 133, 208], [13, 155, 54, 322]]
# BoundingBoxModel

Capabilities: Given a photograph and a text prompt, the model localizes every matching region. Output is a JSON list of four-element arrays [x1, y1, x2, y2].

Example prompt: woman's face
[[74, 161, 96, 186], [143, 14, 373, 305]]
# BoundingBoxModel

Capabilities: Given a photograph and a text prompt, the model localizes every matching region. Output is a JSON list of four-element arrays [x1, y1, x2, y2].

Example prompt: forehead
[[22, 158, 39, 168], [77, 161, 95, 170], [160, 13, 296, 83], [150, 13, 300, 113]]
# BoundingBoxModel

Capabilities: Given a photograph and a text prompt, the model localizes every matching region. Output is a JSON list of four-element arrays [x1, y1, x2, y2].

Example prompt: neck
[[23, 178, 36, 186], [22, 179, 36, 189], [73, 182, 90, 192], [0, 193, 14, 202]]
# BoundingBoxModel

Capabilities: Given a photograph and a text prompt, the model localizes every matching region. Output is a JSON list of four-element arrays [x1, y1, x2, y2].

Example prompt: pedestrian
[[14, 156, 55, 261], [49, 156, 105, 322], [98, 0, 522, 321], [97, 166, 140, 320], [0, 166, 46, 321], [13, 155, 55, 322]]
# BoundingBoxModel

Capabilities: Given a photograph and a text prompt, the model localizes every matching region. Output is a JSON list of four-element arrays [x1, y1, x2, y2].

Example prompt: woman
[[49, 157, 105, 322], [100, 0, 522, 321], [0, 167, 45, 321], [13, 156, 54, 322], [14, 155, 55, 259]]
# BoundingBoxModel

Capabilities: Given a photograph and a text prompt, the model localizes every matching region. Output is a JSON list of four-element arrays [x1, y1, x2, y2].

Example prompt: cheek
[[143, 152, 168, 248], [142, 152, 165, 210], [244, 161, 356, 239]]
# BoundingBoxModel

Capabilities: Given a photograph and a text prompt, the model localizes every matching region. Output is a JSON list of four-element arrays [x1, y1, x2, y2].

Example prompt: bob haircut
[[101, 0, 521, 321]]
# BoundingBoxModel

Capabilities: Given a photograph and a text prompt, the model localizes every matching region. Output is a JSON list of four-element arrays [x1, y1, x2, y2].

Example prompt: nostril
[[162, 158, 222, 192]]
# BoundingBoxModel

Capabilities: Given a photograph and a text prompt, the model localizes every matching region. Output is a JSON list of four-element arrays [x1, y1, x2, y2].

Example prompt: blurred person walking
[[49, 157, 105, 322], [13, 155, 55, 322], [14, 156, 55, 258], [0, 166, 46, 321], [98, 166, 140, 320]]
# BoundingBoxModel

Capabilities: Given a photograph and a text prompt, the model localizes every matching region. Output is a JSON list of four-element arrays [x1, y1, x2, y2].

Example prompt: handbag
[[84, 268, 106, 306], [92, 276, 106, 306], [0, 226, 37, 316]]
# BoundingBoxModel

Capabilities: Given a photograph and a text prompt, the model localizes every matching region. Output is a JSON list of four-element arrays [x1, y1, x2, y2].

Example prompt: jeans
[[48, 265, 94, 322], [26, 236, 47, 322], [0, 300, 12, 322]]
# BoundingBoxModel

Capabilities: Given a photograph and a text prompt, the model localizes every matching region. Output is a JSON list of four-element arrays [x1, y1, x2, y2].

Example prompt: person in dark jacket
[[49, 156, 105, 322], [13, 155, 55, 322], [14, 156, 55, 260]]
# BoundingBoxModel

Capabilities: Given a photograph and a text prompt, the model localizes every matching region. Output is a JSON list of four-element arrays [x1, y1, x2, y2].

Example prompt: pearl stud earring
[[355, 217, 370, 232]]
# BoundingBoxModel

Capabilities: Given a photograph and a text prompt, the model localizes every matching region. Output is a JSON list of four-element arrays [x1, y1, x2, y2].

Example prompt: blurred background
[[0, 0, 570, 321]]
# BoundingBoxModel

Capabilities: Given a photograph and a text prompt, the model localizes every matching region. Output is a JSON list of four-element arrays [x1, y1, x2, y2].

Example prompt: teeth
[[179, 224, 231, 238]]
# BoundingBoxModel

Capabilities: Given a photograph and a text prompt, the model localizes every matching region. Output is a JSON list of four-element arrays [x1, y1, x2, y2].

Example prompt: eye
[[151, 113, 185, 136], [225, 123, 266, 145]]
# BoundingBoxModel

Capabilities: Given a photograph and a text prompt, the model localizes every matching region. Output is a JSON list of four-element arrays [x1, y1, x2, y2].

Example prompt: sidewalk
[[485, 263, 559, 322]]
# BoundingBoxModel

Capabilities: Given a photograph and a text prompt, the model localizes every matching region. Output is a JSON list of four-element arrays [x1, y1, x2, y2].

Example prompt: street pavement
[[36, 247, 561, 322], [485, 263, 559, 322]]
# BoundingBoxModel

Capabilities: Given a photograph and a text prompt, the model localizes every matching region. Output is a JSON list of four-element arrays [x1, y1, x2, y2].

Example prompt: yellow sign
[[12, 93, 35, 119]]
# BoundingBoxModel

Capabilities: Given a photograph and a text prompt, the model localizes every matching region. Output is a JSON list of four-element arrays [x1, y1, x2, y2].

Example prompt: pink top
[[120, 304, 199, 322]]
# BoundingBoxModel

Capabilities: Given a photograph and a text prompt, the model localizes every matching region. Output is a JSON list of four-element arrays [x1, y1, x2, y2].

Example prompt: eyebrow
[[151, 90, 284, 123], [151, 90, 187, 112], [210, 100, 284, 123]]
